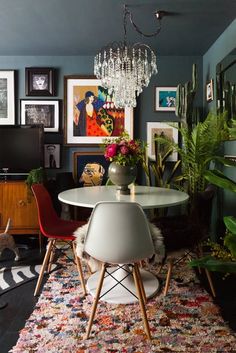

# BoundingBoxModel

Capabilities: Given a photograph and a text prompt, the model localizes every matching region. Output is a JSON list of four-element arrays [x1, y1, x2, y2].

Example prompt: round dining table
[[59, 185, 189, 304]]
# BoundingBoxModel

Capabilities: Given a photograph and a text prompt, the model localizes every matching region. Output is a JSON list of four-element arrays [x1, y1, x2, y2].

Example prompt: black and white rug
[[0, 264, 41, 294]]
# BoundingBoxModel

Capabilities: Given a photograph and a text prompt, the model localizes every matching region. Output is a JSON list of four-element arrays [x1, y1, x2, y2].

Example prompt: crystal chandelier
[[94, 5, 162, 108]]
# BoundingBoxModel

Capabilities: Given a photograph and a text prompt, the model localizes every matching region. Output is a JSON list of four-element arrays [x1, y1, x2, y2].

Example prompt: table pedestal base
[[86, 265, 160, 304]]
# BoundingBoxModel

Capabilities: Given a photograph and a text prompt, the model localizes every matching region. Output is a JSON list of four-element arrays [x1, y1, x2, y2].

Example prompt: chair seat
[[43, 219, 86, 239]]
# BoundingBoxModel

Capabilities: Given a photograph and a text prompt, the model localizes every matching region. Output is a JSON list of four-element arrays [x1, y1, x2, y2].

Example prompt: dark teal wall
[[0, 54, 203, 179], [137, 56, 203, 142], [203, 19, 236, 235]]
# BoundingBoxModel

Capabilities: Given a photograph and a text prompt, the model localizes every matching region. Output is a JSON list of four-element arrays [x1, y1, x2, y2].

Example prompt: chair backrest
[[84, 202, 155, 264], [31, 183, 60, 236]]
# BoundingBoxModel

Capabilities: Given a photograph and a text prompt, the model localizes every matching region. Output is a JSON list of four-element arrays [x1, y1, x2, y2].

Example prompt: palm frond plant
[[155, 112, 230, 204]]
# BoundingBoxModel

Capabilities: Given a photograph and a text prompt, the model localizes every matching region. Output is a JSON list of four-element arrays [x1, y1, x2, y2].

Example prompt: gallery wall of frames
[[0, 54, 204, 186]]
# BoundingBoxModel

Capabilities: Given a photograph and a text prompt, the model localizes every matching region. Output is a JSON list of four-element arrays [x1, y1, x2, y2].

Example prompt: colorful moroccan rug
[[10, 255, 236, 353]]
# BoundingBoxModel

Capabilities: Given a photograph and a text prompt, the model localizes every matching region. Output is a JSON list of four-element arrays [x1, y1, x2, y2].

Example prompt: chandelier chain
[[125, 5, 162, 38]]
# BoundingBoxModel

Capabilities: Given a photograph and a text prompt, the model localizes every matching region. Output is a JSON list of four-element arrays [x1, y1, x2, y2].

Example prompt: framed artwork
[[21, 99, 59, 132], [206, 79, 214, 102], [147, 122, 179, 161], [0, 70, 15, 125], [73, 151, 110, 187], [224, 155, 236, 162], [44, 144, 61, 169], [25, 67, 55, 96], [155, 87, 177, 111], [64, 75, 133, 145]]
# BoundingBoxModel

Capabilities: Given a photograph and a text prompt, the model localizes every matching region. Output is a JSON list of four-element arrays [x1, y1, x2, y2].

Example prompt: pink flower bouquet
[[102, 132, 146, 166]]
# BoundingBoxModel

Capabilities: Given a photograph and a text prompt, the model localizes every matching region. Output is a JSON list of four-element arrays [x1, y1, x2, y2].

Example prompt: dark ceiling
[[0, 0, 235, 56]]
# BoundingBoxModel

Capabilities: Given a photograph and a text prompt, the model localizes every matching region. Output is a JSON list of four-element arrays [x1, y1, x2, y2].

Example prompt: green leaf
[[204, 170, 236, 192], [224, 216, 236, 234], [189, 256, 236, 272], [224, 233, 236, 258]]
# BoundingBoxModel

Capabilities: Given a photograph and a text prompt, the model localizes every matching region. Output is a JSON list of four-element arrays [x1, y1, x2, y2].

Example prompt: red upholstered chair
[[31, 183, 87, 296]]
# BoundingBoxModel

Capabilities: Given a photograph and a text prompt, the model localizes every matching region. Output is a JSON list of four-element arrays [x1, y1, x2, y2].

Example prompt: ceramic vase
[[108, 162, 137, 194]]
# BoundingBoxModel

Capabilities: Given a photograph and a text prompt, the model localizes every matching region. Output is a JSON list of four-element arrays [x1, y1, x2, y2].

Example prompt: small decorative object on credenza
[[103, 131, 146, 194]]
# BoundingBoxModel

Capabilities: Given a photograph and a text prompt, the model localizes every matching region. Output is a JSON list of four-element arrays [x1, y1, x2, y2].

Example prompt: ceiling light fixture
[[94, 4, 162, 108]]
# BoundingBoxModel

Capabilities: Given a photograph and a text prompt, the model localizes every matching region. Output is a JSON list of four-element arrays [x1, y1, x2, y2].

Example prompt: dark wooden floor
[[0, 237, 236, 353]]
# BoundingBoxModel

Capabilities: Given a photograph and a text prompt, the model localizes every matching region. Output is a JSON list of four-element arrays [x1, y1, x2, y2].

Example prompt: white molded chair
[[84, 201, 155, 341]]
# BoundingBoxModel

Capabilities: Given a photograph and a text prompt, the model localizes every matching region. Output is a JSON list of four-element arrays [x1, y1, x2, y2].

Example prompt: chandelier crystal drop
[[94, 5, 161, 108]]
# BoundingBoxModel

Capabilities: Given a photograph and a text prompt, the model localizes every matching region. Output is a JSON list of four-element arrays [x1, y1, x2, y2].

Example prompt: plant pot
[[108, 162, 137, 194]]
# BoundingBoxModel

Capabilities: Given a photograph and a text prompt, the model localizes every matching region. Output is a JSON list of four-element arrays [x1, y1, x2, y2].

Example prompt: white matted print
[[21, 100, 59, 132], [155, 87, 177, 111], [0, 70, 15, 125], [64, 76, 133, 145], [147, 122, 179, 161]]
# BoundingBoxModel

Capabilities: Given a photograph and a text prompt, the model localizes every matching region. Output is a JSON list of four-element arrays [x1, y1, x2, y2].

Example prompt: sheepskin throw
[[74, 221, 165, 272]]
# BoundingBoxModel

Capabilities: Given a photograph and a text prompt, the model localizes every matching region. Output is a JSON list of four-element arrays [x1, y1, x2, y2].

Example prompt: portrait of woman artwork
[[64, 76, 133, 145]]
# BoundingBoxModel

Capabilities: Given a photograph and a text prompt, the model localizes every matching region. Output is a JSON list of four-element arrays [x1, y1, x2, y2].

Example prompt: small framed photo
[[224, 155, 236, 162], [155, 87, 177, 111], [44, 144, 61, 169], [64, 75, 133, 145], [0, 70, 15, 125], [147, 122, 179, 161], [21, 99, 59, 132], [25, 67, 55, 96], [206, 79, 214, 102], [73, 151, 110, 187]]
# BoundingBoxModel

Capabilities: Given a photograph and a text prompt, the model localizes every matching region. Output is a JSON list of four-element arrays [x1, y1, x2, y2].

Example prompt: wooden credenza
[[0, 181, 39, 235]]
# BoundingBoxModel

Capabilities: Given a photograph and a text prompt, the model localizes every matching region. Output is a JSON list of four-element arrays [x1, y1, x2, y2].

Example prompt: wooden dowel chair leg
[[72, 241, 87, 296], [205, 269, 216, 298], [47, 239, 56, 273], [34, 239, 54, 296], [85, 263, 106, 340], [133, 264, 152, 341], [136, 264, 147, 303], [164, 260, 173, 296]]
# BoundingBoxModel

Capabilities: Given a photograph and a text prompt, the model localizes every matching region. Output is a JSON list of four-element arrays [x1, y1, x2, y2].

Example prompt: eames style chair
[[154, 185, 216, 297], [84, 201, 155, 341], [31, 183, 87, 296]]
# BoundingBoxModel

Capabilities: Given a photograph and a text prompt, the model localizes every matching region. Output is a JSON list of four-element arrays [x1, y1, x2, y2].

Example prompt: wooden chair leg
[[34, 239, 54, 296], [85, 263, 106, 340], [133, 264, 152, 341], [164, 260, 173, 296], [205, 269, 216, 297], [72, 241, 87, 296], [47, 239, 56, 273], [136, 264, 147, 303]]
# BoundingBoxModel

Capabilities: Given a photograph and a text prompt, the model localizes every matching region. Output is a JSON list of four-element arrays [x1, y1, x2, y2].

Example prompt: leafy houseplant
[[26, 167, 45, 188], [189, 164, 236, 273], [155, 112, 230, 201]]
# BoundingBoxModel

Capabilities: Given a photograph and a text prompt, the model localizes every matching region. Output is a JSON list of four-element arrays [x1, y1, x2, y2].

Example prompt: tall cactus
[[175, 63, 198, 131]]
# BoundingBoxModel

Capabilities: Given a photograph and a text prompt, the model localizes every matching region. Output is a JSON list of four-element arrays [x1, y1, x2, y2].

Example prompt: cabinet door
[[0, 181, 39, 232]]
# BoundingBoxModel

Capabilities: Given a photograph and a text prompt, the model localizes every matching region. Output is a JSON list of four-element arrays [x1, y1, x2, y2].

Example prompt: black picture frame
[[73, 151, 110, 187], [25, 67, 55, 96]]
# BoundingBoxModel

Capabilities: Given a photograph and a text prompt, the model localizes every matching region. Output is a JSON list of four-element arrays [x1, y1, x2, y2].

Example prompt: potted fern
[[155, 112, 230, 203]]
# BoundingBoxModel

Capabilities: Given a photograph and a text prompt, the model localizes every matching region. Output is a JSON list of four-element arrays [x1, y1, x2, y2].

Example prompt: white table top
[[58, 185, 189, 209]]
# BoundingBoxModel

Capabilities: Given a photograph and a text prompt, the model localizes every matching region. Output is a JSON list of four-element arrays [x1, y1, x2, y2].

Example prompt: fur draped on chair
[[74, 221, 165, 272]]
